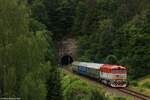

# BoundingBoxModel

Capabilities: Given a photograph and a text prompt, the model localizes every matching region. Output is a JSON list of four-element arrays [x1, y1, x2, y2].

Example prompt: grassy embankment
[[61, 66, 133, 100], [129, 75, 150, 96]]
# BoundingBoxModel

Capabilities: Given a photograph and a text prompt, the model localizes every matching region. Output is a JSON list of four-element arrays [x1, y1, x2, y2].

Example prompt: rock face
[[58, 38, 77, 65]]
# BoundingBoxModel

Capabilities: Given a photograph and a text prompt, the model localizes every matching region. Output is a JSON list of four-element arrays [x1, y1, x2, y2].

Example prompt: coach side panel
[[72, 64, 78, 72], [87, 68, 100, 79]]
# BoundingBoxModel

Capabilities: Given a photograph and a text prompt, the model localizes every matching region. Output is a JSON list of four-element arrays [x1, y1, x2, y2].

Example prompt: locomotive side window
[[112, 70, 126, 73]]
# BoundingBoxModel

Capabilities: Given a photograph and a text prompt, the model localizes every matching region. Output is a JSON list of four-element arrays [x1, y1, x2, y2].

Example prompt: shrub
[[62, 75, 108, 100], [130, 81, 138, 87], [139, 88, 144, 92], [142, 82, 150, 89]]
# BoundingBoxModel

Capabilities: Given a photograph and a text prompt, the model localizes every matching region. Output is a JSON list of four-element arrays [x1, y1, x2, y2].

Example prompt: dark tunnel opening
[[61, 55, 73, 65]]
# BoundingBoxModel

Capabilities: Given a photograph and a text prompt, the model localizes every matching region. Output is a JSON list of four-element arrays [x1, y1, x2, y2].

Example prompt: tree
[[76, 0, 150, 79], [46, 68, 62, 100], [104, 55, 119, 64], [119, 8, 150, 78], [0, 0, 29, 97], [30, 0, 48, 27], [0, 0, 61, 99], [73, 0, 99, 36]]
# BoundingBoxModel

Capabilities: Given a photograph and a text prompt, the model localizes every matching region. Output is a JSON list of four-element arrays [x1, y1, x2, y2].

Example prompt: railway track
[[63, 68, 150, 100], [118, 88, 150, 100]]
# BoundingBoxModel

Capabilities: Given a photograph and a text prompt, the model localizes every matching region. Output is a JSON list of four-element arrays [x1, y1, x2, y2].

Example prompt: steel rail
[[118, 88, 150, 100]]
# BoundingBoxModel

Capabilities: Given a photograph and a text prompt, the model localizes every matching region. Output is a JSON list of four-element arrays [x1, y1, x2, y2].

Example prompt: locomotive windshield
[[112, 69, 127, 73]]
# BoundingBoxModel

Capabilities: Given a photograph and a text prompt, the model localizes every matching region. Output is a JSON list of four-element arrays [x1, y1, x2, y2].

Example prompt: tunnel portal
[[61, 55, 73, 65]]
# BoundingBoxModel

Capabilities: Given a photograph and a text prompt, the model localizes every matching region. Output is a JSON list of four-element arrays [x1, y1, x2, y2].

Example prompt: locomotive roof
[[101, 64, 126, 70]]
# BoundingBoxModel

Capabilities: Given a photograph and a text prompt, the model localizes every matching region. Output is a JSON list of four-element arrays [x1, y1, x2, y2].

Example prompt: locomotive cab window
[[112, 70, 126, 73]]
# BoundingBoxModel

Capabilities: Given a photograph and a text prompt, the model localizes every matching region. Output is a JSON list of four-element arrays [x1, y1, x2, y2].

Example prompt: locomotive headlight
[[116, 75, 123, 78], [116, 75, 119, 77]]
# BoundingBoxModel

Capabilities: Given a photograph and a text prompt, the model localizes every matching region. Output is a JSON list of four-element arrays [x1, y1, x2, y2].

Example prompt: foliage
[[20, 72, 47, 100], [0, 0, 61, 99], [30, 0, 79, 39], [130, 81, 138, 87], [75, 0, 150, 79], [0, 0, 29, 97], [46, 67, 62, 100], [104, 55, 118, 64], [142, 82, 150, 89], [1, 0, 150, 99], [62, 75, 108, 100], [130, 77, 150, 95], [27, 0, 150, 80], [118, 8, 150, 78]]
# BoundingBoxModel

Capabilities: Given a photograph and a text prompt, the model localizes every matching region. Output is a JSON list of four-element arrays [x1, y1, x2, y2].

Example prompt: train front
[[110, 66, 127, 87]]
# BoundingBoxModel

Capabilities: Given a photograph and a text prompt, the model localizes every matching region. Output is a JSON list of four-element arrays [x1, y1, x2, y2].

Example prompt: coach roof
[[72, 61, 104, 69]]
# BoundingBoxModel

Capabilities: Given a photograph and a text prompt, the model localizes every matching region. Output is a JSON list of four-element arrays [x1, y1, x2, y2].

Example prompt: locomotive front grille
[[111, 80, 127, 87]]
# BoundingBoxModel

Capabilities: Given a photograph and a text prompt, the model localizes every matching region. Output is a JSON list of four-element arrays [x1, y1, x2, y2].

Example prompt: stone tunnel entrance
[[58, 38, 77, 66], [61, 55, 73, 65]]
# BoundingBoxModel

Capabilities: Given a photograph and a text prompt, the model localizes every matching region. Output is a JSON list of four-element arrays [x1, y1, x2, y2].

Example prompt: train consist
[[72, 61, 127, 87]]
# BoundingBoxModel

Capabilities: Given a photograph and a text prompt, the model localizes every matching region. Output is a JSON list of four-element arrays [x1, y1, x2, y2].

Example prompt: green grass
[[113, 96, 133, 100], [129, 75, 150, 96]]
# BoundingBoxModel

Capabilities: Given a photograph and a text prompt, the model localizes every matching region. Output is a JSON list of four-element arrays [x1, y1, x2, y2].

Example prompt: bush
[[130, 81, 138, 87], [142, 82, 150, 89], [62, 75, 108, 100], [139, 88, 144, 92]]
